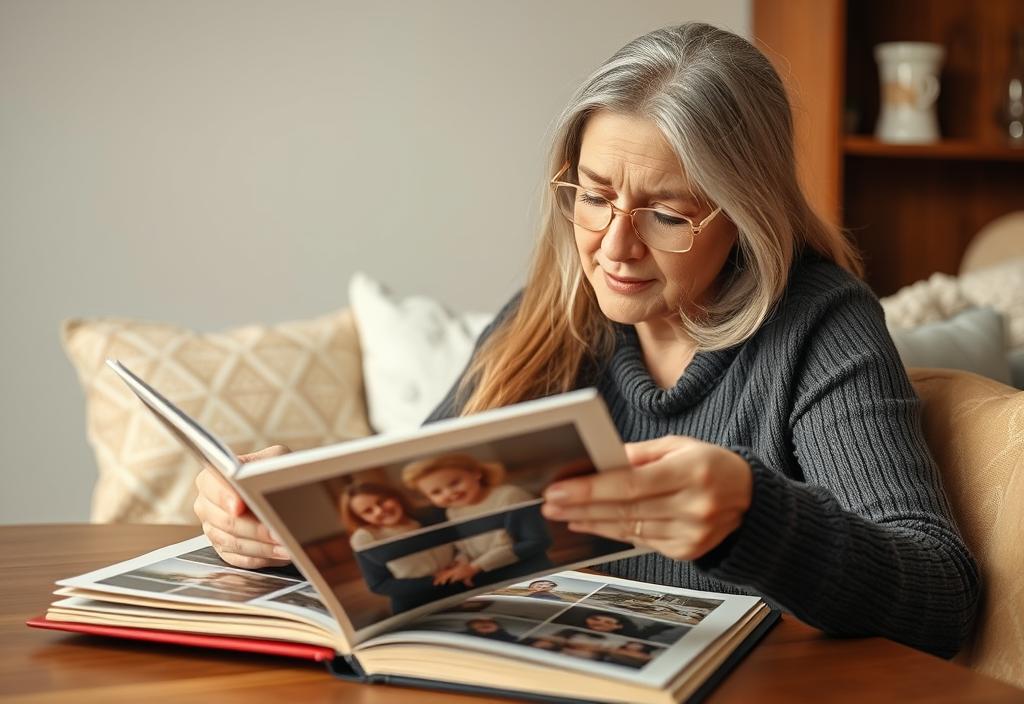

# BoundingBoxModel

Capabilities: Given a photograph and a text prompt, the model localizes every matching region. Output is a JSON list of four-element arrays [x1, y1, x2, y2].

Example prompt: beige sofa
[[910, 368, 1023, 688]]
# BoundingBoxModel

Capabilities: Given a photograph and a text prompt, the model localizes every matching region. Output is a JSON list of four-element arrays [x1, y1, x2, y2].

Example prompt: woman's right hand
[[193, 444, 292, 569]]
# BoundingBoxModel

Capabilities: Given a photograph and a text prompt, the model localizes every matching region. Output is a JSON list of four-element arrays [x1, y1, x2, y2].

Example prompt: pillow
[[880, 271, 972, 330], [960, 258, 1024, 350], [62, 308, 373, 524], [888, 307, 1013, 386], [349, 272, 493, 434], [880, 258, 1024, 353]]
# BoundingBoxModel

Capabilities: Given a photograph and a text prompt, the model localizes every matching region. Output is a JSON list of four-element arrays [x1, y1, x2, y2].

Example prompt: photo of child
[[262, 422, 637, 633], [400, 454, 553, 589], [340, 481, 462, 612]]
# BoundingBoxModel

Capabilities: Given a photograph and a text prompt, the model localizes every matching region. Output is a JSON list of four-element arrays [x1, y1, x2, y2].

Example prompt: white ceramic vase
[[874, 42, 945, 143]]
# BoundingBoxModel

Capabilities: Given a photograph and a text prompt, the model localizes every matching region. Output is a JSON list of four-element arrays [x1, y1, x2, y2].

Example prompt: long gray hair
[[458, 22, 862, 414]]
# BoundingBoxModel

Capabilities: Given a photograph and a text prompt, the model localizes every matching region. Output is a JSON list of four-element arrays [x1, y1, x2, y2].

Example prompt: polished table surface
[[2, 524, 1022, 703]]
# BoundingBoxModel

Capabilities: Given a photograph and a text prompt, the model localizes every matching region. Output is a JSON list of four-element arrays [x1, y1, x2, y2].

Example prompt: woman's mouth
[[603, 270, 654, 294]]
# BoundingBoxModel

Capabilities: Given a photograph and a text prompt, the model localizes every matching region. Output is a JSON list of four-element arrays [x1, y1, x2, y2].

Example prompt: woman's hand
[[541, 436, 753, 561], [193, 445, 292, 569]]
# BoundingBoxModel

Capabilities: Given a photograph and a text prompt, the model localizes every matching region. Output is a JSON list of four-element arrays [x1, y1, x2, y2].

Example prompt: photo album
[[29, 360, 779, 704]]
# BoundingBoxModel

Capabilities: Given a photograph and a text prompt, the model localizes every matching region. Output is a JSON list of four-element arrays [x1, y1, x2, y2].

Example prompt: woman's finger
[[542, 491, 690, 523], [217, 551, 291, 570], [195, 466, 246, 517], [238, 444, 291, 463], [544, 452, 707, 506], [567, 517, 703, 543], [203, 523, 290, 561], [194, 493, 279, 545], [623, 436, 699, 466]]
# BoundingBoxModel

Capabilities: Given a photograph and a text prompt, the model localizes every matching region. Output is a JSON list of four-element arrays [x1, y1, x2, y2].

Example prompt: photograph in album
[[260, 421, 632, 631]]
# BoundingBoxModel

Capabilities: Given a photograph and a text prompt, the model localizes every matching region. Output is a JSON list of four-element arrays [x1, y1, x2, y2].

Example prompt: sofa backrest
[[909, 367, 1024, 689]]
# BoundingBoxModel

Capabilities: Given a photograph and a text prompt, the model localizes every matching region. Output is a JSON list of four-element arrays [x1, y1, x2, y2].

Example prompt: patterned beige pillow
[[62, 309, 373, 524]]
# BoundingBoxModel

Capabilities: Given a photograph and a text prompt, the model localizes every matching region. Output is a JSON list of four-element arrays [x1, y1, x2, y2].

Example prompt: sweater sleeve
[[696, 287, 980, 658]]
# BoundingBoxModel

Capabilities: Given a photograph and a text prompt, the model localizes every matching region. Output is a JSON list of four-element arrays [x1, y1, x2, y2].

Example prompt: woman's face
[[585, 614, 623, 632], [349, 493, 406, 527], [414, 466, 485, 508], [573, 111, 738, 331]]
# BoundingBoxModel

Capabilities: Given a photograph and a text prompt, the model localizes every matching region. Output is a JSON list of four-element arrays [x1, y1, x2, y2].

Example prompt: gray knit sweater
[[426, 252, 980, 658]]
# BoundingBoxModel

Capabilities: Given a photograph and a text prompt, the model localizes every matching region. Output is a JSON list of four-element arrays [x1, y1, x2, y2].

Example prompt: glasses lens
[[633, 209, 695, 252], [554, 185, 610, 231]]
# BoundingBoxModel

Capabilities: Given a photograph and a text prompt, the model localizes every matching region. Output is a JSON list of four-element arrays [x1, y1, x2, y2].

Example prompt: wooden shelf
[[844, 136, 1024, 161]]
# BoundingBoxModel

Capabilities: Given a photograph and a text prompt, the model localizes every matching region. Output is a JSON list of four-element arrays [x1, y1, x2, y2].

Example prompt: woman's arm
[[694, 291, 979, 657], [543, 288, 980, 658]]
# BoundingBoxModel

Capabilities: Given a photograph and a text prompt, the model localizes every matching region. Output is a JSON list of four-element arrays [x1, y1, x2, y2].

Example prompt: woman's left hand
[[541, 436, 753, 560]]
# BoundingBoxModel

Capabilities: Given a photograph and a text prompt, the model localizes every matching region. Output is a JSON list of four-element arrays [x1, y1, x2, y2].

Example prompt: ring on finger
[[632, 519, 644, 538]]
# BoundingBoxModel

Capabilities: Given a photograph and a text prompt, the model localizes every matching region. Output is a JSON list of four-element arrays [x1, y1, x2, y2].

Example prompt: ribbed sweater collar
[[606, 324, 741, 416]]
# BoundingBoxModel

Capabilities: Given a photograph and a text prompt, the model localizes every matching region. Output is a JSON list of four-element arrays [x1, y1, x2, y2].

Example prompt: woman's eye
[[578, 192, 607, 206], [653, 211, 688, 226]]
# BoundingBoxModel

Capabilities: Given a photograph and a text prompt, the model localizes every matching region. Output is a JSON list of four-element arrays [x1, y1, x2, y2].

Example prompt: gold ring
[[632, 519, 643, 538]]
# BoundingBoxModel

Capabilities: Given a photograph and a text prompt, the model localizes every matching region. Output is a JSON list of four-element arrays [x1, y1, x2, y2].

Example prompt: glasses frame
[[549, 162, 722, 253]]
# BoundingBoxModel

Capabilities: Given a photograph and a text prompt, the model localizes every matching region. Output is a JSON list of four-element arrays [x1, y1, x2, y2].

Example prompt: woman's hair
[[458, 22, 862, 415], [401, 454, 506, 490], [339, 482, 416, 533]]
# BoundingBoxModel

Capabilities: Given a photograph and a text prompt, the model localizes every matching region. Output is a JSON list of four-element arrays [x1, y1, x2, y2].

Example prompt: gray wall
[[0, 0, 749, 524]]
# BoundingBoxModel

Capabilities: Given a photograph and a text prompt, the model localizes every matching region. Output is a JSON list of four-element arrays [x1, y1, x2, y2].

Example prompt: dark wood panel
[[844, 155, 1024, 295]]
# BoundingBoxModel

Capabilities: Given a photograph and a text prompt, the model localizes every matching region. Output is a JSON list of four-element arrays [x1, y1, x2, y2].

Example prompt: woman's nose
[[600, 210, 646, 261]]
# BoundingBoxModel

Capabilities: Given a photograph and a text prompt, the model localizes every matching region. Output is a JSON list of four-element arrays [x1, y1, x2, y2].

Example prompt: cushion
[[62, 308, 373, 524], [349, 272, 493, 434], [888, 308, 1013, 386], [881, 259, 1024, 352], [880, 271, 971, 330], [910, 368, 1024, 689], [959, 258, 1024, 350]]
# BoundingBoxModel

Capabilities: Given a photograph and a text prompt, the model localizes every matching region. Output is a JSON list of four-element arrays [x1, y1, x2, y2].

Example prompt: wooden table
[[2, 524, 1022, 703]]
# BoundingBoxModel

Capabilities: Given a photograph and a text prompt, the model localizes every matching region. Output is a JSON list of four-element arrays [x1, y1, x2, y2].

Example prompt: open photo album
[[30, 360, 778, 704]]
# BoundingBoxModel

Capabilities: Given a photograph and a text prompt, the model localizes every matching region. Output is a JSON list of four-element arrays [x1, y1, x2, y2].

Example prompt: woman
[[193, 23, 978, 658]]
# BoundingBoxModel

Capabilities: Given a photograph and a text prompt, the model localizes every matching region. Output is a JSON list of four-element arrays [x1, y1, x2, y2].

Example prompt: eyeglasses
[[549, 163, 722, 253]]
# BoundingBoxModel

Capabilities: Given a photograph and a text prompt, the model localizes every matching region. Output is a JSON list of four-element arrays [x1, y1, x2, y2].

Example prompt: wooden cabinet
[[754, 0, 1024, 295]]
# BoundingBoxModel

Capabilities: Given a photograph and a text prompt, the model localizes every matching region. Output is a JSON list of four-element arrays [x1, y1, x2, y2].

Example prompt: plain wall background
[[0, 0, 749, 524]]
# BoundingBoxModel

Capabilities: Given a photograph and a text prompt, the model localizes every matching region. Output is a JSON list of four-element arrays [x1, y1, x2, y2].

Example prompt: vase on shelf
[[874, 42, 945, 144]]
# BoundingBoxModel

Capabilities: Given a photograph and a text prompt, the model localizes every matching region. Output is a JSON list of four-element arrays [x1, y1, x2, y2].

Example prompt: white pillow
[[888, 307, 1013, 386], [349, 272, 493, 434]]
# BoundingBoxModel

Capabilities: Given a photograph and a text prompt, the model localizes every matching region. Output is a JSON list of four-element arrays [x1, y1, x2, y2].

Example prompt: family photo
[[402, 574, 700, 671], [263, 423, 634, 631]]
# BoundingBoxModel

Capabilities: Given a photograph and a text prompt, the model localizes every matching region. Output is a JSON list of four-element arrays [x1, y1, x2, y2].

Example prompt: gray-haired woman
[[194, 22, 978, 658]]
